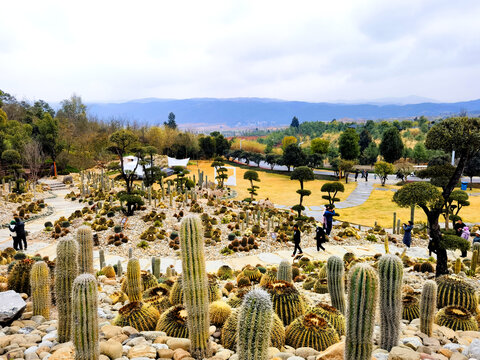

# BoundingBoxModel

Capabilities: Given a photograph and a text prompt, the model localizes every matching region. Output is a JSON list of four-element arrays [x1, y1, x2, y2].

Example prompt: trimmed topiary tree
[[290, 166, 315, 217]]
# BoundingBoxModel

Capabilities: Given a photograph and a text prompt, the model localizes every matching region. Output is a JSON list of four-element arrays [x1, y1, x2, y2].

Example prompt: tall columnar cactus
[[454, 258, 461, 274], [420, 280, 437, 336], [152, 257, 161, 279], [77, 226, 94, 274], [116, 260, 123, 276], [99, 249, 105, 270], [55, 238, 78, 342], [470, 250, 478, 275], [30, 261, 51, 319], [345, 264, 378, 360], [237, 289, 273, 360], [277, 260, 292, 283], [179, 215, 211, 359], [327, 256, 346, 314], [126, 258, 142, 302], [378, 254, 403, 351], [72, 274, 99, 360]]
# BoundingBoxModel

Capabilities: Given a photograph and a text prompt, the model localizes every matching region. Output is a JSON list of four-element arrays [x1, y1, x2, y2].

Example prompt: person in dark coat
[[291, 224, 303, 257], [365, 171, 369, 182], [354, 170, 359, 182], [11, 217, 27, 250], [315, 224, 328, 251], [323, 206, 335, 235], [454, 219, 467, 256], [402, 220, 413, 248]]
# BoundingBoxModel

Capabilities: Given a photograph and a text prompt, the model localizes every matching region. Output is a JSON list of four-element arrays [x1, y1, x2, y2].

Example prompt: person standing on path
[[323, 206, 335, 235], [9, 220, 20, 250], [354, 170, 359, 182], [12, 217, 27, 250], [402, 220, 413, 248], [291, 224, 303, 257], [473, 230, 480, 244], [365, 171, 369, 182], [454, 219, 467, 257], [315, 224, 328, 251]]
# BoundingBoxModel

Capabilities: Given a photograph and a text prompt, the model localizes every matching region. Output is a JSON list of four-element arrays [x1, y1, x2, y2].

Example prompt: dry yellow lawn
[[188, 161, 357, 207], [339, 184, 480, 228]]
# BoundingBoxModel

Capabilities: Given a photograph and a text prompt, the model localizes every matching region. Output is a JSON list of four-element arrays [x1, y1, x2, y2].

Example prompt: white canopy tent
[[167, 157, 189, 167]]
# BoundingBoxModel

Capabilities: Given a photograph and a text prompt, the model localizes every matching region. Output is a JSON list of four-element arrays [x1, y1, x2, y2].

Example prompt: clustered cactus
[[277, 259, 292, 282], [30, 261, 51, 319], [345, 264, 378, 360], [179, 215, 211, 359], [326, 255, 346, 314], [420, 280, 437, 336], [55, 238, 78, 342], [77, 226, 94, 274], [237, 289, 273, 360], [378, 255, 403, 351], [72, 274, 99, 360]]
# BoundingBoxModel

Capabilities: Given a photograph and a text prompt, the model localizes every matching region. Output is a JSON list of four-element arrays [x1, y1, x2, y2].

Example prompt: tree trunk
[[428, 212, 449, 277]]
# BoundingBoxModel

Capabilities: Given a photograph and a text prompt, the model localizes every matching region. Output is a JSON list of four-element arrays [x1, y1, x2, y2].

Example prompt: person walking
[[365, 171, 369, 182], [315, 224, 328, 251], [291, 224, 303, 257], [12, 217, 27, 250], [402, 220, 413, 248], [454, 219, 467, 256], [354, 170, 359, 182], [323, 206, 335, 235]]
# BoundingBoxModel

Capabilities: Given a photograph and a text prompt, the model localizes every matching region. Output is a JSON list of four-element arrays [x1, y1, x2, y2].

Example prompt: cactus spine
[[326, 256, 346, 314], [420, 280, 437, 336], [99, 249, 105, 270], [378, 254, 403, 351], [277, 260, 292, 283], [30, 261, 50, 319], [345, 264, 378, 360], [237, 289, 273, 360], [77, 226, 94, 274], [55, 238, 78, 342], [72, 274, 99, 360], [126, 258, 142, 302], [179, 215, 211, 359]]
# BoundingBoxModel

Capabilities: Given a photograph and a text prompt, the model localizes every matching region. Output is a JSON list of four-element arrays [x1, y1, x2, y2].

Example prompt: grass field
[[188, 161, 357, 207], [338, 184, 480, 228]]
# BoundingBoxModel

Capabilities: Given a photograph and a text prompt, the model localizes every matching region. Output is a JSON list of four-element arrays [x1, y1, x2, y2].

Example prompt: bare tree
[[24, 140, 45, 189]]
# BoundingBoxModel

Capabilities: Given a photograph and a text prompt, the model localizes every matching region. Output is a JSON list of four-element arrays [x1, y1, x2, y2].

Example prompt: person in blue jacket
[[323, 206, 335, 235], [402, 221, 413, 248]]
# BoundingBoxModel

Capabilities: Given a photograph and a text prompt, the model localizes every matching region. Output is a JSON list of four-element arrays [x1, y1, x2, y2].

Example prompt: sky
[[1, 0, 480, 104]]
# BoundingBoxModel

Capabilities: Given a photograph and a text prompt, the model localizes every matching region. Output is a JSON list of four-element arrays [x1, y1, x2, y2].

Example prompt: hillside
[[87, 97, 480, 128]]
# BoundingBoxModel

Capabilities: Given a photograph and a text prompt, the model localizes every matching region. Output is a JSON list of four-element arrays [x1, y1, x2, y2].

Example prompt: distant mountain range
[[86, 97, 480, 130]]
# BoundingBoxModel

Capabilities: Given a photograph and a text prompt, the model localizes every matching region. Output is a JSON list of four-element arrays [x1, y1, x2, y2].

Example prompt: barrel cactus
[[309, 302, 346, 336], [277, 259, 293, 282], [435, 305, 478, 331], [55, 238, 78, 342], [240, 265, 262, 283], [30, 261, 50, 319], [77, 226, 94, 274], [221, 309, 285, 351], [209, 300, 232, 326], [326, 255, 346, 314], [378, 254, 403, 351], [402, 295, 420, 322], [72, 274, 99, 360], [436, 275, 478, 313], [7, 258, 35, 295], [113, 302, 160, 331], [420, 280, 437, 336], [179, 215, 211, 359], [345, 264, 378, 360], [263, 280, 305, 326], [237, 289, 273, 360], [156, 305, 189, 338], [286, 311, 339, 351], [217, 265, 234, 280]]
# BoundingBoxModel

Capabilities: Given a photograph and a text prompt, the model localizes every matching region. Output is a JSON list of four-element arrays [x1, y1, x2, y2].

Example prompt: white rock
[[466, 338, 480, 358], [0, 291, 27, 324]]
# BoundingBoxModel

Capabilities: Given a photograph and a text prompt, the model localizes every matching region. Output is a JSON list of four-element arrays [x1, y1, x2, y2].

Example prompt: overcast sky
[[1, 0, 479, 103]]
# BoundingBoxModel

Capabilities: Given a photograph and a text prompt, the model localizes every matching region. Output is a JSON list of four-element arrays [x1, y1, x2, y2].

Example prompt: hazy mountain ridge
[[86, 97, 480, 128]]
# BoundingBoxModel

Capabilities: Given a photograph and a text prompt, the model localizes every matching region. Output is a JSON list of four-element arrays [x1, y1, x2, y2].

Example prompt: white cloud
[[0, 0, 479, 103]]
